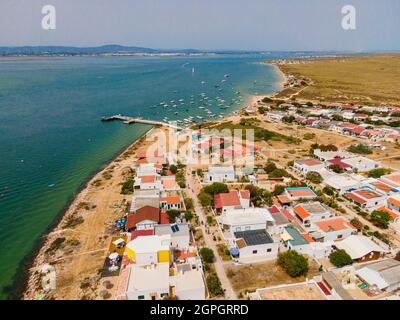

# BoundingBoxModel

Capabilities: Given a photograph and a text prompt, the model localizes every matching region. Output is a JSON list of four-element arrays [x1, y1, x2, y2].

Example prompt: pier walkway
[[101, 114, 181, 130]]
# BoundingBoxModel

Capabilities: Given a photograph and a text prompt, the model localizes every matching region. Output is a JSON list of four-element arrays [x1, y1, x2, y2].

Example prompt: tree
[[323, 186, 335, 196], [169, 164, 178, 174], [200, 247, 215, 263], [272, 184, 285, 196], [368, 168, 391, 178], [395, 251, 400, 261], [268, 168, 290, 178], [329, 164, 344, 174], [306, 171, 322, 184], [329, 249, 353, 267], [121, 179, 134, 195], [347, 143, 372, 154], [370, 210, 391, 229], [166, 209, 181, 223], [264, 162, 277, 174], [303, 132, 316, 140], [203, 182, 229, 195], [282, 115, 295, 123], [184, 211, 193, 222], [277, 251, 309, 277], [206, 272, 224, 297], [198, 192, 213, 207]]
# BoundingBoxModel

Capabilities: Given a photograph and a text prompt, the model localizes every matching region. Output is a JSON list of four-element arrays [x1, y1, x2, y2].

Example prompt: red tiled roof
[[354, 189, 382, 200], [297, 159, 322, 166], [140, 175, 156, 183], [125, 205, 160, 229], [315, 218, 355, 232], [159, 211, 169, 224], [281, 209, 295, 221], [131, 229, 154, 240], [267, 206, 281, 214], [346, 192, 366, 204], [351, 127, 365, 135], [287, 188, 315, 198], [328, 157, 351, 169], [214, 191, 241, 209], [160, 195, 181, 205]]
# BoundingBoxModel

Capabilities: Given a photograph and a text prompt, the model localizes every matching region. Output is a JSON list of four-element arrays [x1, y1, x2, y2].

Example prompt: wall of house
[[126, 287, 169, 300], [229, 222, 266, 234], [176, 287, 206, 300], [238, 242, 279, 260], [355, 251, 383, 263], [322, 228, 354, 242], [136, 220, 158, 230]]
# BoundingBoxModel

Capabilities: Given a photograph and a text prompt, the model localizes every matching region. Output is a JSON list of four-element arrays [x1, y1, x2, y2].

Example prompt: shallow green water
[[0, 54, 284, 299]]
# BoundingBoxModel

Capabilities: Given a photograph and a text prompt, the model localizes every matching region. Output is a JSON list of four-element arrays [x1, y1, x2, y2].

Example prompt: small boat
[[48, 183, 56, 188]]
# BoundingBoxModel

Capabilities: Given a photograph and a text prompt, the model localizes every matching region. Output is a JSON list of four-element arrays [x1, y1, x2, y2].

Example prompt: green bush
[[277, 250, 309, 277], [206, 272, 224, 297], [200, 247, 215, 263], [121, 179, 134, 194], [368, 168, 391, 178], [347, 143, 372, 154], [203, 182, 229, 195], [198, 192, 213, 207], [329, 249, 353, 267], [166, 209, 181, 223], [370, 210, 391, 229]]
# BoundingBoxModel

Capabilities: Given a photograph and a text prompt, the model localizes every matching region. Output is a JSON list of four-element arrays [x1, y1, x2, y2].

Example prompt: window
[[138, 295, 145, 300], [245, 226, 251, 231], [267, 248, 272, 253], [252, 250, 258, 254], [337, 234, 343, 239]]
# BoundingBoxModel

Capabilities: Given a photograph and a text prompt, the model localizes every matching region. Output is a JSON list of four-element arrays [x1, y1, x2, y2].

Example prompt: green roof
[[285, 226, 308, 246]]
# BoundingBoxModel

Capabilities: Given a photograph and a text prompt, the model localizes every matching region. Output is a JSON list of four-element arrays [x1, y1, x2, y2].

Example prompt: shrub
[[268, 168, 290, 178], [206, 273, 224, 297], [203, 182, 229, 195], [370, 210, 391, 229], [198, 192, 213, 207], [169, 165, 178, 174], [323, 186, 334, 196], [347, 143, 372, 154], [121, 179, 134, 194], [306, 171, 322, 184], [166, 209, 181, 223], [368, 168, 391, 178], [277, 251, 309, 277], [329, 249, 353, 267], [200, 247, 215, 263]]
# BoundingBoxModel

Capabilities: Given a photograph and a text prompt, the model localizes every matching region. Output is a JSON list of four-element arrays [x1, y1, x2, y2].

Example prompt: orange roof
[[388, 197, 400, 207], [293, 205, 310, 221], [302, 233, 315, 243], [315, 218, 355, 233], [277, 195, 291, 204], [376, 206, 399, 220], [353, 189, 383, 200], [140, 175, 156, 183], [287, 188, 315, 198], [297, 159, 323, 166], [214, 191, 241, 208], [162, 179, 177, 189], [160, 195, 180, 205]]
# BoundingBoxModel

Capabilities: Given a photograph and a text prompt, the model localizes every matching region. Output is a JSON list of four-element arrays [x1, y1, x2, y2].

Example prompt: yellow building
[[125, 234, 170, 265]]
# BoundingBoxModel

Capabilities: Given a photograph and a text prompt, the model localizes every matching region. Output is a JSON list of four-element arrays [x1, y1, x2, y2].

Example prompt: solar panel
[[171, 223, 180, 233]]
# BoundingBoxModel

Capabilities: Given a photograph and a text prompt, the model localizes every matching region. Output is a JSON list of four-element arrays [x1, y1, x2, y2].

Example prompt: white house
[[125, 263, 170, 300], [293, 158, 325, 174], [311, 217, 356, 242], [217, 207, 275, 240], [293, 202, 335, 226], [134, 175, 162, 190], [233, 229, 279, 263], [356, 259, 400, 292], [282, 226, 333, 259], [346, 188, 386, 211], [324, 173, 366, 195], [154, 223, 191, 250], [171, 269, 206, 300], [334, 235, 386, 262], [313, 149, 354, 161], [342, 157, 380, 173], [205, 166, 235, 183]]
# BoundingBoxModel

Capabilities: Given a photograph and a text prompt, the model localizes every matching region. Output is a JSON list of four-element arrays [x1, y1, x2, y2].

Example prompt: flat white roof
[[126, 234, 170, 253], [127, 263, 169, 292], [325, 174, 365, 189], [342, 156, 379, 167], [208, 166, 235, 174], [174, 270, 205, 292], [218, 208, 274, 226]]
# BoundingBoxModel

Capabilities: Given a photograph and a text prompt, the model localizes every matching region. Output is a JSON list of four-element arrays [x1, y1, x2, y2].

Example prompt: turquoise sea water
[[0, 54, 283, 299]]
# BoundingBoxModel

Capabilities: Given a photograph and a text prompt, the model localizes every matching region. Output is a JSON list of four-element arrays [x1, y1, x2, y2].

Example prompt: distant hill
[[0, 45, 204, 56]]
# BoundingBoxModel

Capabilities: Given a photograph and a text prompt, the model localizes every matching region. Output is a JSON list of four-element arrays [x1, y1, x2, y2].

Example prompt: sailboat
[[192, 67, 195, 73]]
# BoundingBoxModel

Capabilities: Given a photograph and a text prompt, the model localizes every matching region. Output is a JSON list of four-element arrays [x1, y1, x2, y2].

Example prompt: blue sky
[[0, 0, 399, 51]]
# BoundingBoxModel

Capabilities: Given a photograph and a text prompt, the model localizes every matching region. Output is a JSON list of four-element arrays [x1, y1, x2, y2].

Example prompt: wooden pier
[[101, 114, 181, 129]]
